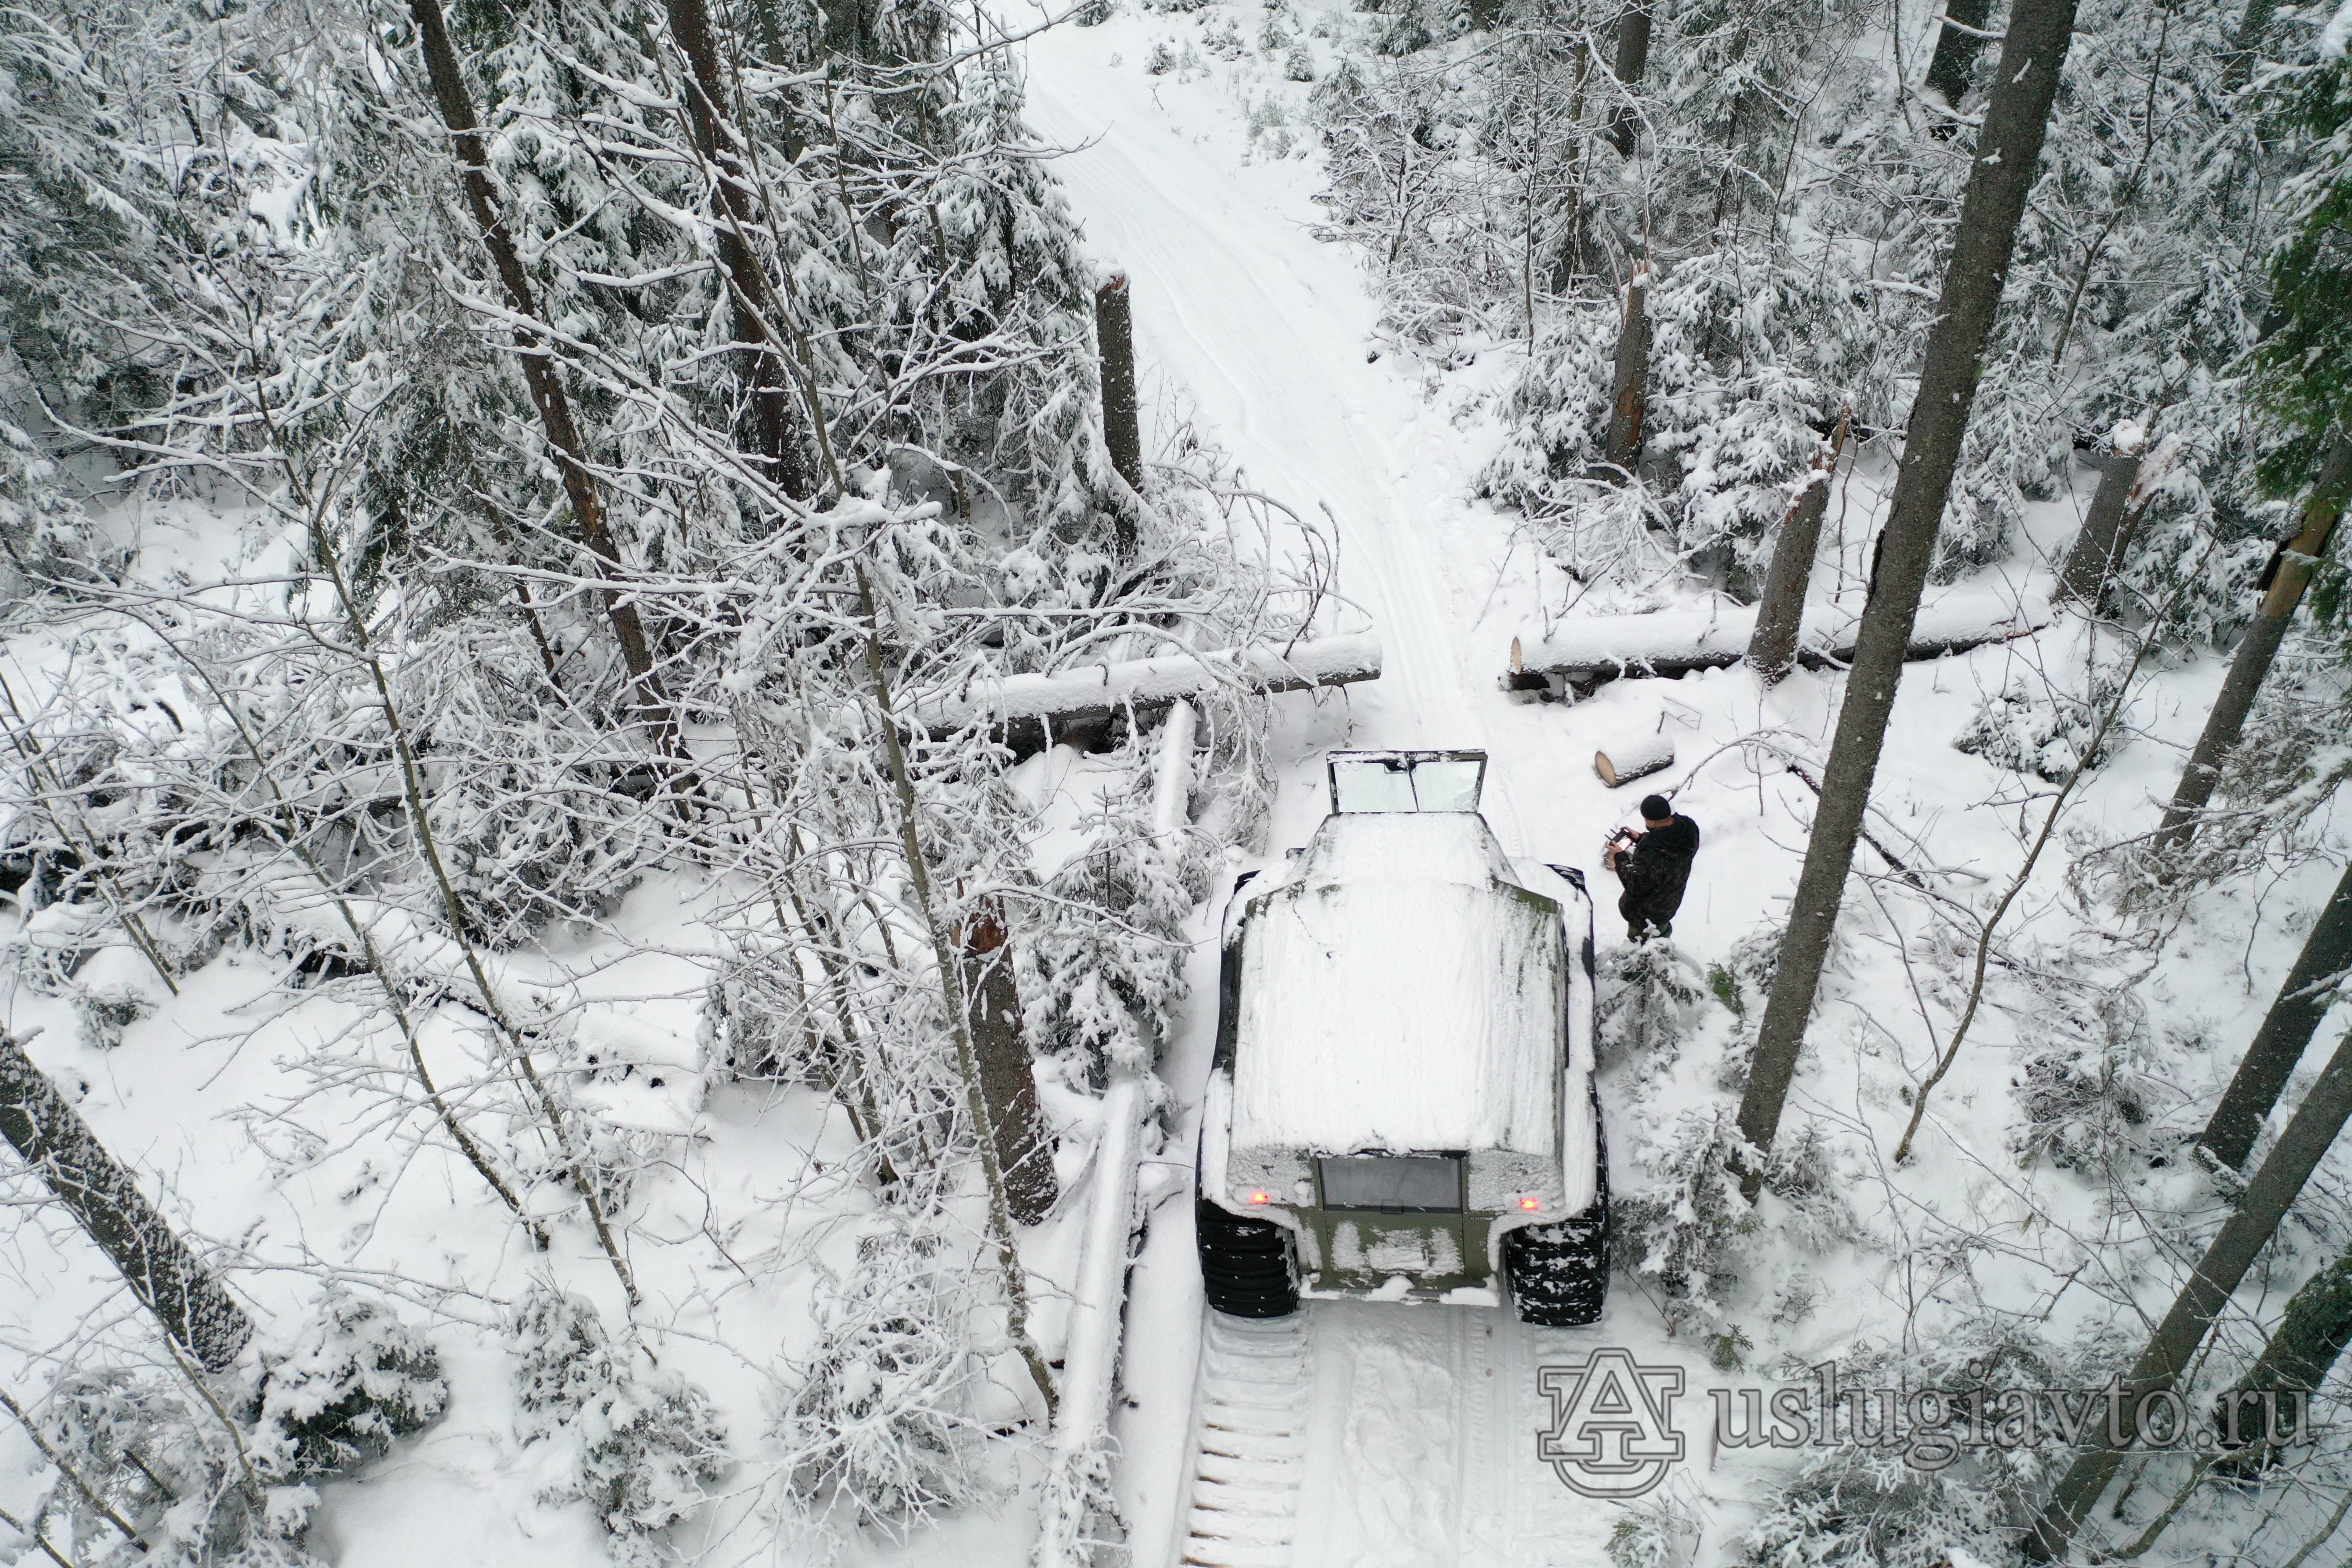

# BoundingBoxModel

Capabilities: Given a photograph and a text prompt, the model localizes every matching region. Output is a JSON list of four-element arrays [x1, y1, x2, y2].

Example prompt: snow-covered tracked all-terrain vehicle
[[1197, 750, 1609, 1326]]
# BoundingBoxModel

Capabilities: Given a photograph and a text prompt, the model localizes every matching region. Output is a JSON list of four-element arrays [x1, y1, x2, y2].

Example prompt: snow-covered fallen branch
[[1036, 701, 1196, 1566], [911, 632, 1381, 738], [1505, 589, 2049, 685]]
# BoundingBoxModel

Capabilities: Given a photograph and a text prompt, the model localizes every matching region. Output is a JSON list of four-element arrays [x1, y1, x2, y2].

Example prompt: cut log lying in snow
[[1595, 732, 1675, 787], [911, 632, 1381, 738], [1507, 589, 2048, 686]]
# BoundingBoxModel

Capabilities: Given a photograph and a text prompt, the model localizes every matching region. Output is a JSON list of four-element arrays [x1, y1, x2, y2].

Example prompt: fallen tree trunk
[[1506, 589, 2048, 687], [912, 632, 1381, 743], [0, 1032, 253, 1372]]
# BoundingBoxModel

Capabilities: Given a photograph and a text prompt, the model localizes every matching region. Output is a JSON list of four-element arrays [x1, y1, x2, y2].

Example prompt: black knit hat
[[1639, 794, 1672, 820]]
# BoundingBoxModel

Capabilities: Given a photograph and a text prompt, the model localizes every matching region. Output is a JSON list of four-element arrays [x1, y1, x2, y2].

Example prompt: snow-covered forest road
[[1024, 21, 1614, 1565]]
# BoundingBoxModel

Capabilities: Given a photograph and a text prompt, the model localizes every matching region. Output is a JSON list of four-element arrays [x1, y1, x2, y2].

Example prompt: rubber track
[[1177, 1309, 1311, 1568]]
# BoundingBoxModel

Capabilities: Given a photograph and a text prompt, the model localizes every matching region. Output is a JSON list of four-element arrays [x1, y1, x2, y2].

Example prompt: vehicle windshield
[[1327, 750, 1486, 814]]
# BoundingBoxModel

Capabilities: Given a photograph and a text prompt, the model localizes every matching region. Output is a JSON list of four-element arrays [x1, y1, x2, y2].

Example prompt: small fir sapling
[[1619, 1109, 1849, 1338], [1596, 939, 1709, 1074], [1020, 780, 1193, 1081], [511, 1288, 726, 1553], [2008, 987, 2162, 1172], [255, 1289, 447, 1476]]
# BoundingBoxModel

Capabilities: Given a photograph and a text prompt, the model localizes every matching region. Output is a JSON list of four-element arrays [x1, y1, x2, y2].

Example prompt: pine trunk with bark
[[1607, 0, 1654, 154], [2213, 1246, 2349, 1471], [958, 897, 1058, 1225], [1733, 0, 2079, 1177], [2056, 441, 2148, 606], [0, 1033, 253, 1372], [1924, 0, 1998, 121], [1095, 273, 1144, 556], [407, 0, 687, 755], [1599, 268, 1651, 482], [1747, 413, 1850, 683], [2198, 858, 2352, 1171], [662, 0, 815, 502], [2022, 1008, 2352, 1559], [2156, 431, 2352, 849]]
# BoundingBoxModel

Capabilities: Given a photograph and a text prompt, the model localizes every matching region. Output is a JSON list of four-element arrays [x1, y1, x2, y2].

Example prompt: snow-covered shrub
[[1145, 40, 1176, 73], [257, 1290, 447, 1477], [1952, 678, 2119, 782], [36, 1367, 319, 1566], [390, 626, 660, 948], [73, 984, 152, 1049], [1360, 0, 1461, 56], [1740, 1321, 2127, 1568], [512, 1288, 726, 1554], [555, 1118, 670, 1221], [1608, 1491, 1702, 1568], [1740, 1442, 2007, 1568], [0, 417, 97, 601], [779, 1221, 993, 1534], [2009, 985, 2162, 1172]]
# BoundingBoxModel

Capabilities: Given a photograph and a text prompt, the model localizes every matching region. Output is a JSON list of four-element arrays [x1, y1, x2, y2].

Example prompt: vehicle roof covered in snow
[[1231, 811, 1564, 1156]]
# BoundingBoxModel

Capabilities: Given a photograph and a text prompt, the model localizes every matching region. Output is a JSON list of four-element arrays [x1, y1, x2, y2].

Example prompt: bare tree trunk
[[1598, 266, 1650, 482], [0, 1034, 253, 1372], [2213, 1245, 2351, 1471], [1747, 412, 1850, 683], [959, 896, 1058, 1225], [1924, 0, 1997, 121], [2156, 431, 2352, 849], [2023, 1009, 2352, 1560], [853, 563, 1058, 1420], [2056, 438, 2148, 606], [1733, 0, 2079, 1180], [2221, 0, 2276, 89], [1095, 274, 1144, 555], [661, 0, 814, 501], [2198, 859, 2352, 1171], [1606, 0, 1654, 154], [406, 0, 687, 757]]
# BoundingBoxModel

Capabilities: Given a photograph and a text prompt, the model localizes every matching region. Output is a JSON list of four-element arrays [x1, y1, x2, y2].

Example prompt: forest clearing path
[[1025, 22, 1617, 1568], [1021, 29, 1529, 850]]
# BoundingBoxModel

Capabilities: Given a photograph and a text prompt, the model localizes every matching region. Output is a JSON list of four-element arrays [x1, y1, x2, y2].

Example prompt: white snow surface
[[1232, 812, 1562, 1155]]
